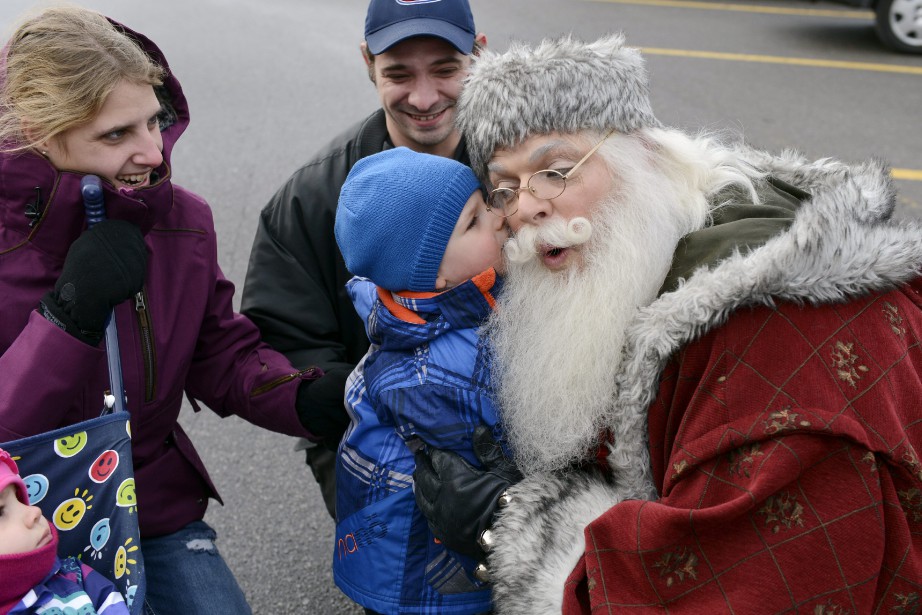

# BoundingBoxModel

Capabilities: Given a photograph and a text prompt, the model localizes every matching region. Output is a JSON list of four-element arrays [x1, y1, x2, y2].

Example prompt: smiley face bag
[[1, 409, 146, 614]]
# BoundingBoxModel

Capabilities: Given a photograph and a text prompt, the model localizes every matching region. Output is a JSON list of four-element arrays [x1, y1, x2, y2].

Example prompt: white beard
[[489, 154, 707, 475]]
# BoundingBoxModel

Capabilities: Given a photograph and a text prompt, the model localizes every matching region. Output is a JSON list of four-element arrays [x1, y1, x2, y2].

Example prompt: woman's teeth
[[118, 173, 146, 186]]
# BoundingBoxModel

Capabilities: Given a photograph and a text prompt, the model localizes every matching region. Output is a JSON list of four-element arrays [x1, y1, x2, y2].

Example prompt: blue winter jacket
[[334, 270, 503, 614]]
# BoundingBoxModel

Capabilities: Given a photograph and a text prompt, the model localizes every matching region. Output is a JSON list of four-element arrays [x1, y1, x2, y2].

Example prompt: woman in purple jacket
[[0, 7, 338, 613]]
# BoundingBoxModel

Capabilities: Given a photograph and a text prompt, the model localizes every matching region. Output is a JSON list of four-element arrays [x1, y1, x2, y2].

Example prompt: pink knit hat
[[0, 448, 29, 504]]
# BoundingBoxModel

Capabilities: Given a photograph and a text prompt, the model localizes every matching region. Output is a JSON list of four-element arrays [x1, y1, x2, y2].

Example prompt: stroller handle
[[81, 175, 128, 415], [82, 175, 105, 225]]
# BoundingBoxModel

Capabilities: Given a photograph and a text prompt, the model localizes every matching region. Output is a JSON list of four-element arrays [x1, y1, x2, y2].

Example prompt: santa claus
[[414, 33, 922, 614]]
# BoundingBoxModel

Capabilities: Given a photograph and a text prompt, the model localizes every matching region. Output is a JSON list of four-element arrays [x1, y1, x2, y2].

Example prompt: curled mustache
[[504, 217, 594, 265]]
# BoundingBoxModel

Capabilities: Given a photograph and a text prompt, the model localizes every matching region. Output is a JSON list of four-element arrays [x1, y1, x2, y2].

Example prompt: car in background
[[830, 0, 922, 53]]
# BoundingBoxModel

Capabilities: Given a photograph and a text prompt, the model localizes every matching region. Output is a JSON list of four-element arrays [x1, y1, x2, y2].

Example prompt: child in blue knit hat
[[333, 147, 508, 615]]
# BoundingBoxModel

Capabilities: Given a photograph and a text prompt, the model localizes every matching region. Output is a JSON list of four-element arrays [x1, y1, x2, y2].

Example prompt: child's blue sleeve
[[346, 276, 379, 338]]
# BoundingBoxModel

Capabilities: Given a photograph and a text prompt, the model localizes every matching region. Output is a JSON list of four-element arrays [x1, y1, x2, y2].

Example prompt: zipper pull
[[25, 187, 43, 228], [135, 291, 146, 311]]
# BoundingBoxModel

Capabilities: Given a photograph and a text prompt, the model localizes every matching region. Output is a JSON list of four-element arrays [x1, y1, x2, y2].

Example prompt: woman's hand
[[295, 365, 353, 450], [40, 219, 147, 345]]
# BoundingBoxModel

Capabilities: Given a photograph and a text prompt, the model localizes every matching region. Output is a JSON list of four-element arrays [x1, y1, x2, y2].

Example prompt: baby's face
[[0, 484, 52, 555], [436, 190, 510, 290]]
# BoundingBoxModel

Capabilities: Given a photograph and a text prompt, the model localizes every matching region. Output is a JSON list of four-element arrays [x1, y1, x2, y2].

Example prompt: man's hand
[[414, 425, 521, 560], [295, 365, 353, 450], [40, 220, 147, 346]]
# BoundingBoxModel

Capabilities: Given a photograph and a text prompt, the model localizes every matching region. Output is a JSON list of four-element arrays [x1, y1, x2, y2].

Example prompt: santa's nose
[[511, 191, 551, 230]]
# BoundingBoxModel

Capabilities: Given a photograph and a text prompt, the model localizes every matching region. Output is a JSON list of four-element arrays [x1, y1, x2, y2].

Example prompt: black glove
[[295, 364, 353, 451], [40, 219, 147, 346], [414, 425, 521, 559]]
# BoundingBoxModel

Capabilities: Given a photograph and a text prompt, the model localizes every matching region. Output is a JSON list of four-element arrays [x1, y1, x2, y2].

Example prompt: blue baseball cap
[[365, 0, 476, 55]]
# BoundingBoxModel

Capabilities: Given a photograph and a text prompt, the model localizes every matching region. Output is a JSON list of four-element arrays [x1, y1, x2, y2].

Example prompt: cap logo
[[395, 0, 442, 5]]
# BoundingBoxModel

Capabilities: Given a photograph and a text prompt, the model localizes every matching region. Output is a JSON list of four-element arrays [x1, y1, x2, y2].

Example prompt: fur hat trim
[[457, 33, 660, 178]]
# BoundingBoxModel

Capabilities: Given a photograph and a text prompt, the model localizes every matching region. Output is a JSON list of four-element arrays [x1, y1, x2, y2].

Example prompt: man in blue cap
[[240, 0, 486, 521]]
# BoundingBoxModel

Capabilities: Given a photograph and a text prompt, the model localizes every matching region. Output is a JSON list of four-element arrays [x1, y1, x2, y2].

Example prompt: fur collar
[[606, 148, 922, 500]]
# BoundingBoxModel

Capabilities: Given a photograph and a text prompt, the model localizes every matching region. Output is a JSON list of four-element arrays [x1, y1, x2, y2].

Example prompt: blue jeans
[[141, 521, 252, 615]]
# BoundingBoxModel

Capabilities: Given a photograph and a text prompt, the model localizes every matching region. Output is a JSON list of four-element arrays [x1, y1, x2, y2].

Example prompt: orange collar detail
[[376, 267, 498, 324], [377, 287, 427, 324], [471, 268, 497, 310]]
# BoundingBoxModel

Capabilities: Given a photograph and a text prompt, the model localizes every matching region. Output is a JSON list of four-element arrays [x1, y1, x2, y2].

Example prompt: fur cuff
[[488, 471, 625, 614]]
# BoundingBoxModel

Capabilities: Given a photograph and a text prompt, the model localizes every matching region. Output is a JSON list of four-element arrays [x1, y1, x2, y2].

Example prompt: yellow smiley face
[[114, 545, 128, 578], [54, 432, 88, 458], [116, 478, 137, 509], [53, 497, 87, 530]]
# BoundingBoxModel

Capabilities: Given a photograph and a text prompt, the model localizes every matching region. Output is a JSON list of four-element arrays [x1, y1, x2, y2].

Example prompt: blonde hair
[[0, 5, 165, 152]]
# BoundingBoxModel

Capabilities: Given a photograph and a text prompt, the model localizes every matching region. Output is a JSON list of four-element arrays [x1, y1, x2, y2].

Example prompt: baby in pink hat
[[0, 448, 128, 615]]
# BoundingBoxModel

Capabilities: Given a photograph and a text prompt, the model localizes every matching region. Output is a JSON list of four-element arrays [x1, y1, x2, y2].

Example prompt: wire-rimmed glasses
[[485, 128, 616, 218]]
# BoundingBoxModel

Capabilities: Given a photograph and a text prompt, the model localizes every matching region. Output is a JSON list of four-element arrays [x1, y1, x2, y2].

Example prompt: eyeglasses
[[486, 128, 616, 218]]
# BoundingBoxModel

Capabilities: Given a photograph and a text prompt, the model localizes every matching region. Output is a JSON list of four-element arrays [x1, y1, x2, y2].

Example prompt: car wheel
[[875, 0, 922, 53]]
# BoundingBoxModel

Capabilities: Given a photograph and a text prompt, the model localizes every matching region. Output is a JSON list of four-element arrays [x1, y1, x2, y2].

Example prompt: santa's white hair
[[490, 126, 764, 475]]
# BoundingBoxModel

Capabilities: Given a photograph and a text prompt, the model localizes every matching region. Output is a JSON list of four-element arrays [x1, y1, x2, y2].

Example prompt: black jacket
[[241, 108, 471, 375]]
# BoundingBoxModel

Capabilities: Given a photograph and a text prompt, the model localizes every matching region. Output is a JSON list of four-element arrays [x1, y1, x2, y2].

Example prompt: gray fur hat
[[457, 33, 660, 178]]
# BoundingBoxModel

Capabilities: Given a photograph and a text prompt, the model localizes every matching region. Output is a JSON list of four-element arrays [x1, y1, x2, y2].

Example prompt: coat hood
[[0, 18, 190, 257]]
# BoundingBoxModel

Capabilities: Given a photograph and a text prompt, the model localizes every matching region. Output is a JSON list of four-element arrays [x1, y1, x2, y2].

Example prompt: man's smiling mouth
[[407, 109, 447, 122]]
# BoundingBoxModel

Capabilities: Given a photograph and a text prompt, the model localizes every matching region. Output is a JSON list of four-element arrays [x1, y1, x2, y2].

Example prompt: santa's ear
[[473, 32, 487, 55]]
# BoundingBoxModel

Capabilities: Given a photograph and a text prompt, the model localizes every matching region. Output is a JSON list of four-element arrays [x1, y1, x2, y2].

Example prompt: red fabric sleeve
[[564, 284, 922, 613], [565, 434, 919, 613]]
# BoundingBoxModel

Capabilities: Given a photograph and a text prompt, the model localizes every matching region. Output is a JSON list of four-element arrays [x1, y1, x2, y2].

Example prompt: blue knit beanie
[[336, 147, 482, 291]]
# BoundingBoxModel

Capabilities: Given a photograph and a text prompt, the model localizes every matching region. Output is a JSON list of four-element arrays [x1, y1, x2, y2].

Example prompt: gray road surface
[[1, 0, 920, 613]]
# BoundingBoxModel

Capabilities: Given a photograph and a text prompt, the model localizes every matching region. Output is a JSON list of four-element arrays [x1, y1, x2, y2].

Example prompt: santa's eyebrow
[[488, 140, 583, 176], [529, 140, 579, 164]]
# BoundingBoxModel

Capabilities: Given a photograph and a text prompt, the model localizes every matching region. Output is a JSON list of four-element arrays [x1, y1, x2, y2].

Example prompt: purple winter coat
[[0, 22, 316, 537]]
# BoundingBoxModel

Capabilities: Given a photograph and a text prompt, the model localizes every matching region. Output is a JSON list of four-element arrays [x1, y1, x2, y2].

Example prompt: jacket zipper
[[135, 289, 157, 402], [250, 366, 321, 397]]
